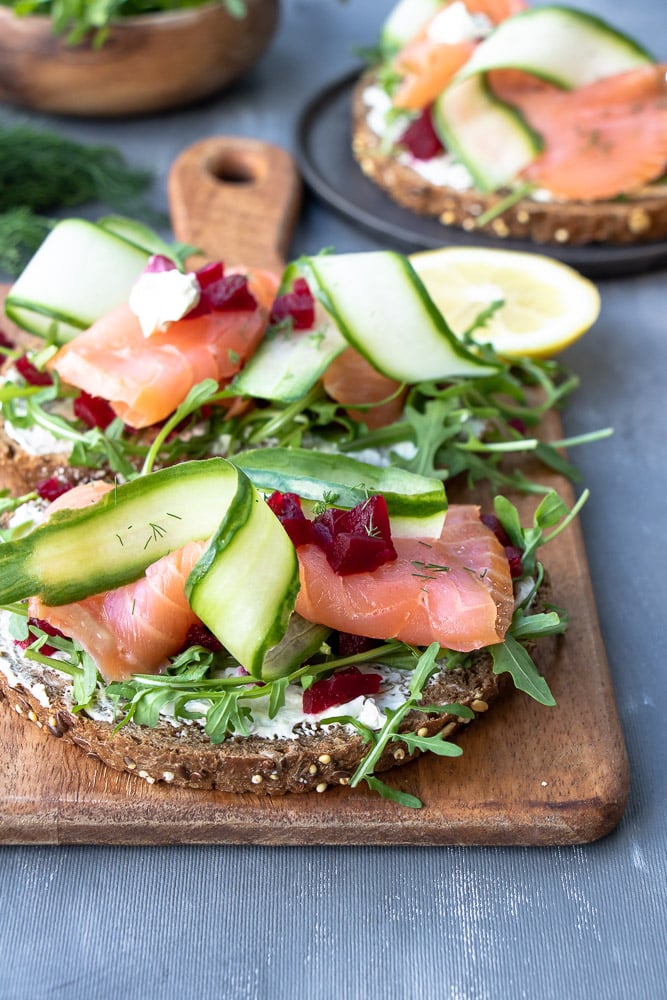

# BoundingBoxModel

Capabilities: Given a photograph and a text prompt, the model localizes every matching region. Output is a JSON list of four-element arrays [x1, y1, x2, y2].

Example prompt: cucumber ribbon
[[0, 452, 448, 676]]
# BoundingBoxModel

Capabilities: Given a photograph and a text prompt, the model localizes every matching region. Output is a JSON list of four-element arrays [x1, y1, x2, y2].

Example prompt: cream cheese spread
[[129, 269, 201, 338]]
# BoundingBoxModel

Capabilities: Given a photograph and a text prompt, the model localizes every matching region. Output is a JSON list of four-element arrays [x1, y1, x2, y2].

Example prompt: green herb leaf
[[398, 730, 463, 757], [490, 634, 556, 706], [363, 775, 423, 809]]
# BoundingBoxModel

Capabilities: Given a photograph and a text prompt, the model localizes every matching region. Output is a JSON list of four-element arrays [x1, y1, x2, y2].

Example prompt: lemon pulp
[[410, 246, 600, 358]]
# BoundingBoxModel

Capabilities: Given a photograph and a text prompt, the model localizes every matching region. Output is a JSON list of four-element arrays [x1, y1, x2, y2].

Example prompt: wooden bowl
[[0, 0, 280, 117]]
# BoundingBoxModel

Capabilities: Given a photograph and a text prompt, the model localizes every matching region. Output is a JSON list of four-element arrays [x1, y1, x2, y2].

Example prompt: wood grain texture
[[168, 136, 302, 274], [0, 141, 628, 843], [0, 1, 279, 117]]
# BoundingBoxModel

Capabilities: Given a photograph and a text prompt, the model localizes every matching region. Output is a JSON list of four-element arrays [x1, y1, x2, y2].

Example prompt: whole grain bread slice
[[352, 71, 667, 247], [0, 620, 521, 795]]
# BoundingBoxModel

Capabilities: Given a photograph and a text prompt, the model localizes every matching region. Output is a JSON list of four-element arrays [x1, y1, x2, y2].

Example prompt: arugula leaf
[[71, 651, 98, 707], [205, 692, 252, 744], [268, 677, 288, 720], [363, 775, 423, 809], [398, 731, 463, 757], [490, 634, 556, 707]]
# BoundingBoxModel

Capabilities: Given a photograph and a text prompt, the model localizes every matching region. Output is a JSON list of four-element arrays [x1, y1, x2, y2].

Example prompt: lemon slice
[[409, 246, 600, 358]]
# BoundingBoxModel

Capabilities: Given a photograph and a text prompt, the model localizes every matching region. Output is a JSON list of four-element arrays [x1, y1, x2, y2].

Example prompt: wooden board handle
[[168, 136, 302, 274]]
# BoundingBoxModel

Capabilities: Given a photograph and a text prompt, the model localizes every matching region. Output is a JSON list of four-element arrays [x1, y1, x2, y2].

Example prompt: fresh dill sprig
[[0, 125, 157, 277], [0, 207, 53, 277], [0, 126, 153, 215]]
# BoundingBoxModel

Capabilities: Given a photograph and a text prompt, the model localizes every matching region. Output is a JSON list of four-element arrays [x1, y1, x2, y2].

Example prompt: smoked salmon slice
[[51, 268, 278, 429], [31, 488, 513, 682], [392, 0, 526, 111], [322, 346, 407, 430], [394, 38, 476, 111], [30, 482, 205, 682], [491, 64, 667, 200], [295, 505, 514, 651]]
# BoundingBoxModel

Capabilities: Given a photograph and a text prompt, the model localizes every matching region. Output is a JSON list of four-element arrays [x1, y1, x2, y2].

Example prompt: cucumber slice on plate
[[233, 447, 448, 539], [456, 5, 653, 89], [4, 219, 150, 344], [433, 74, 543, 192], [432, 5, 653, 193], [0, 458, 299, 678], [302, 252, 498, 382]]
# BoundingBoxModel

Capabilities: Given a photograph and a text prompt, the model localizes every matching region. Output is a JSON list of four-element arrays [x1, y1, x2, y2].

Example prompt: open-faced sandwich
[[352, 0, 667, 245], [0, 218, 599, 806]]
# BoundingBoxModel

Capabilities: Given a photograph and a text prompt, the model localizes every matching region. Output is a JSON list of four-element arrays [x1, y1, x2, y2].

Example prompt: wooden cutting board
[[0, 138, 628, 846]]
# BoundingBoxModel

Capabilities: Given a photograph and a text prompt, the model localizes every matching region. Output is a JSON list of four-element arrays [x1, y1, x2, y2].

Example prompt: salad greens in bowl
[[0, 0, 279, 116]]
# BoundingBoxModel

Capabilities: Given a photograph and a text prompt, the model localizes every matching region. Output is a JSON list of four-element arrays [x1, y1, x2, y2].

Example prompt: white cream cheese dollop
[[426, 1, 491, 44], [129, 269, 201, 338]]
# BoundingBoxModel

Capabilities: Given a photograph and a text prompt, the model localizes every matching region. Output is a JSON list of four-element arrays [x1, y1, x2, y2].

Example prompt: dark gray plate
[[296, 70, 667, 279]]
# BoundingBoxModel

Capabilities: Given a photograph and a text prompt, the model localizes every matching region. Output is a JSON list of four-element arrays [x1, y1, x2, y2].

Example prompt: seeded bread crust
[[352, 70, 667, 247], [0, 422, 80, 495], [0, 625, 515, 795]]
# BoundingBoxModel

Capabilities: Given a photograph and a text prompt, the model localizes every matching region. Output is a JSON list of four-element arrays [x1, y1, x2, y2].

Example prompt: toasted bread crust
[[0, 421, 78, 496], [0, 626, 510, 795], [352, 71, 667, 247]]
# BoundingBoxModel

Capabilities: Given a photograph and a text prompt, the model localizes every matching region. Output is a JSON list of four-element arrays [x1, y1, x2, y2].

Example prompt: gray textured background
[[1, 1, 666, 997]]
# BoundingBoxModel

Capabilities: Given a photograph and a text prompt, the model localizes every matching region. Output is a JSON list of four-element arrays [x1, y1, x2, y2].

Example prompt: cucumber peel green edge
[[0, 458, 300, 678], [233, 446, 448, 534]]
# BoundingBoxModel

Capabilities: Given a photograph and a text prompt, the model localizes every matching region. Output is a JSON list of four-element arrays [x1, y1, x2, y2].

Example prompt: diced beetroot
[[144, 254, 177, 274], [0, 329, 15, 351], [36, 477, 73, 502], [314, 496, 397, 575], [202, 273, 257, 313], [15, 617, 68, 656], [399, 106, 443, 160], [195, 261, 224, 289], [73, 391, 117, 430], [326, 530, 396, 576], [267, 491, 315, 547], [508, 417, 527, 435], [268, 492, 397, 575], [15, 355, 53, 386], [303, 665, 382, 714], [269, 277, 315, 330], [480, 512, 511, 547], [480, 513, 522, 574], [183, 263, 229, 318], [184, 623, 224, 653], [505, 545, 523, 578], [335, 632, 380, 657]]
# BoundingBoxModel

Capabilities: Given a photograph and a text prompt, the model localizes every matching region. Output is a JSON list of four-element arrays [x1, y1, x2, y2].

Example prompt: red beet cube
[[314, 495, 397, 575], [15, 618, 68, 656], [74, 391, 117, 430], [195, 261, 224, 289], [480, 513, 511, 547], [184, 624, 224, 653], [504, 545, 523, 578], [267, 491, 315, 547], [204, 273, 257, 312], [15, 355, 53, 386], [302, 665, 382, 714], [36, 477, 73, 502], [269, 277, 315, 330], [0, 329, 15, 351], [144, 254, 177, 274], [399, 106, 443, 160], [335, 632, 380, 657]]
